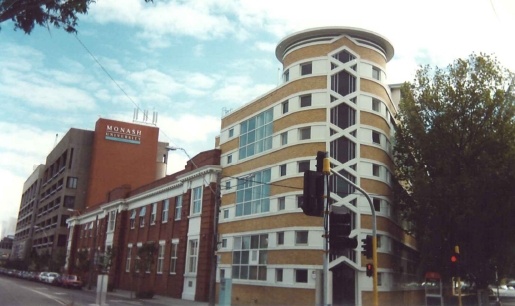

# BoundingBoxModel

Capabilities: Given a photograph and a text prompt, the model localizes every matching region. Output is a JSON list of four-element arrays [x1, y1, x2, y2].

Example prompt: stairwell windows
[[300, 62, 312, 75], [235, 169, 271, 217], [170, 240, 178, 274], [187, 239, 199, 274], [239, 109, 273, 159]]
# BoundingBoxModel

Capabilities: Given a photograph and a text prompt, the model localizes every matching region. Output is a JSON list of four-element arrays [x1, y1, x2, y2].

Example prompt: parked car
[[61, 275, 83, 289], [38, 272, 48, 282], [43, 272, 60, 284]]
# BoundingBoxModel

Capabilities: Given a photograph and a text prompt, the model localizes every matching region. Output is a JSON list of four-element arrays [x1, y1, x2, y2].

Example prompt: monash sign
[[105, 125, 142, 144]]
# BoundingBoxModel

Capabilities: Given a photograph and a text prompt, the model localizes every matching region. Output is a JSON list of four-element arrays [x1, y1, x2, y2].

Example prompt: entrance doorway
[[332, 263, 356, 306]]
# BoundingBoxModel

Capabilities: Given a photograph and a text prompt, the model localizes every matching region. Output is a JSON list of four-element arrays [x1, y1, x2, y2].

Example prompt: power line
[[74, 34, 141, 112]]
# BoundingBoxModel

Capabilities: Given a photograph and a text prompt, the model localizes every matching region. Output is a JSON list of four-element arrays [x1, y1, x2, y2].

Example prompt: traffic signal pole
[[322, 153, 330, 306], [330, 169, 378, 306]]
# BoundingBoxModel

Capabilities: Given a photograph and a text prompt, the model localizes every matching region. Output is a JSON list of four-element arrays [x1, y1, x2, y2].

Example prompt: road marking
[[29, 288, 68, 306]]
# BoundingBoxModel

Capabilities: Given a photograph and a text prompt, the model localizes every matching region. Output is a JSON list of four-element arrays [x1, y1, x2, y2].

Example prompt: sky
[[0, 0, 514, 237]]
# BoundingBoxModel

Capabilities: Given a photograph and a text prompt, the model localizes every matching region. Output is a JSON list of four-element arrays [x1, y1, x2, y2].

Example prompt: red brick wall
[[85, 119, 159, 208]]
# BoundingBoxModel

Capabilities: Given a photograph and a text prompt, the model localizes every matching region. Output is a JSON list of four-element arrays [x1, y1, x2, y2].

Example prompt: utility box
[[219, 278, 232, 306]]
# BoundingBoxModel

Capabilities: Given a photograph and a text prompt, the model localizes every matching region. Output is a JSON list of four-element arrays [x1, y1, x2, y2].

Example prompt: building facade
[[11, 165, 44, 261], [216, 27, 420, 306], [66, 149, 221, 302], [12, 118, 168, 271]]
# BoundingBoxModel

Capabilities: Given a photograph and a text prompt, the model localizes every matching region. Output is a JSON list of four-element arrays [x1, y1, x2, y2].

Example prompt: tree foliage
[[0, 0, 152, 34], [394, 53, 515, 285]]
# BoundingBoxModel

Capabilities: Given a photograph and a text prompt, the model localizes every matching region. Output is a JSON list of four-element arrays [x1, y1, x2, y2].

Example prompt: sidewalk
[[106, 289, 210, 306]]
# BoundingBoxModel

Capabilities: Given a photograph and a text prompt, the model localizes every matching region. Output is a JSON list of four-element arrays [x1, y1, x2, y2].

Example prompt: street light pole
[[330, 169, 378, 306]]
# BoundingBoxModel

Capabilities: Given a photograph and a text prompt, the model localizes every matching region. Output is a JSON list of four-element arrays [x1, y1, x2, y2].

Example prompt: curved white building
[[217, 27, 419, 306]]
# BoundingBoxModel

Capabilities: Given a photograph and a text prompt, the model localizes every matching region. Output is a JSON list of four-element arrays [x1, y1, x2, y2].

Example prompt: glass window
[[276, 268, 283, 282], [372, 131, 381, 144], [296, 269, 308, 283], [373, 198, 381, 212], [139, 207, 146, 228], [229, 128, 234, 138], [297, 195, 303, 208], [372, 98, 381, 112], [280, 132, 288, 146], [300, 62, 312, 75], [277, 232, 284, 245], [235, 169, 271, 217], [108, 210, 116, 232], [175, 195, 182, 220], [279, 164, 287, 176], [299, 127, 311, 140], [298, 161, 310, 173], [300, 95, 311, 107], [125, 247, 131, 272], [278, 197, 285, 211], [373, 164, 380, 177], [192, 187, 202, 215], [283, 69, 289, 82], [129, 210, 136, 229], [67, 177, 78, 189], [227, 154, 233, 164], [239, 109, 274, 159], [225, 181, 231, 190], [232, 234, 268, 281], [223, 209, 229, 219], [157, 243, 165, 273], [188, 239, 198, 274], [296, 231, 308, 245], [282, 101, 289, 114], [162, 199, 169, 223], [150, 203, 157, 225], [372, 67, 381, 80], [170, 241, 178, 274]]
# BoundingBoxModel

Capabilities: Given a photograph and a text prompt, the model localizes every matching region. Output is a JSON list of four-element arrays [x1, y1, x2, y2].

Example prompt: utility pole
[[208, 172, 221, 306]]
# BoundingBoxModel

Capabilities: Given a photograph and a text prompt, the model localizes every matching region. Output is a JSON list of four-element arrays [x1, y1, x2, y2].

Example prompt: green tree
[[0, 0, 152, 34], [394, 53, 515, 286]]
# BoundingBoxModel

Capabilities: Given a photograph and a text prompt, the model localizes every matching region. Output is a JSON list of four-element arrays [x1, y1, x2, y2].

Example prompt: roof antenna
[[54, 134, 58, 148]]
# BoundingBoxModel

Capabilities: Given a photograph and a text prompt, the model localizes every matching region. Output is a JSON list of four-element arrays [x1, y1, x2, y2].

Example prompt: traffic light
[[316, 151, 326, 172], [301, 170, 324, 217], [361, 235, 373, 259], [366, 263, 374, 277], [450, 246, 460, 277], [329, 212, 358, 255]]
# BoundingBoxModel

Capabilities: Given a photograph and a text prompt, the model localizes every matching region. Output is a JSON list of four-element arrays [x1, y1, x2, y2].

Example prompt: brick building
[[66, 149, 221, 301]]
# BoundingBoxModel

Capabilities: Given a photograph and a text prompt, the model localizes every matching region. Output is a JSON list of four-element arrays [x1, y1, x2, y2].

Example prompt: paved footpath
[[88, 289, 210, 306]]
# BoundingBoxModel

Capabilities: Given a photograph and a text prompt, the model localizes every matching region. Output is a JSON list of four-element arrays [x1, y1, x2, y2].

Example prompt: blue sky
[[0, 0, 514, 236]]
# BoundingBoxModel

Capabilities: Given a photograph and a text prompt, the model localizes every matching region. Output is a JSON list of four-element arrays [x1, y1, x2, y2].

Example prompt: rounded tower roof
[[275, 26, 394, 63]]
